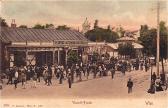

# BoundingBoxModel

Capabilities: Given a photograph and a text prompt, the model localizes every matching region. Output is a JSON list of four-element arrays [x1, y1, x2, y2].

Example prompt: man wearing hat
[[127, 78, 133, 93], [67, 69, 72, 88]]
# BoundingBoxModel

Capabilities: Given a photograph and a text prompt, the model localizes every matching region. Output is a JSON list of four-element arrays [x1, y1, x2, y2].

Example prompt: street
[[1, 66, 167, 99]]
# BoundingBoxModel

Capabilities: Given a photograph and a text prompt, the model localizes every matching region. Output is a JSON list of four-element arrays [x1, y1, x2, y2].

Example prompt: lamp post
[[156, 1, 160, 76], [150, 60, 154, 84], [150, 57, 155, 84]]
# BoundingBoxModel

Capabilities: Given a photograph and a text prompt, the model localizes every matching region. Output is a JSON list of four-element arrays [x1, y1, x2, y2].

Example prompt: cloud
[[1, 0, 167, 29]]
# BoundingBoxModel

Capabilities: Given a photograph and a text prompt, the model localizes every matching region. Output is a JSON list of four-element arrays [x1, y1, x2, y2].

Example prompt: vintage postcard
[[0, 0, 168, 108]]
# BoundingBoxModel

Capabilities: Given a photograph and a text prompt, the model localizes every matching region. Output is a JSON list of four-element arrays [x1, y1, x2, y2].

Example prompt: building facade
[[0, 27, 88, 71], [87, 36, 143, 58]]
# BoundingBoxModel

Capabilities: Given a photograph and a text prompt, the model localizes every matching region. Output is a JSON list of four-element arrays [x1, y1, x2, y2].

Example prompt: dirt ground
[[1, 65, 168, 108]]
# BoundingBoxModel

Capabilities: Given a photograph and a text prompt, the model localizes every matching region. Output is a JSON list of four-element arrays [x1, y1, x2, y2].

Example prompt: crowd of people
[[0, 56, 167, 94]]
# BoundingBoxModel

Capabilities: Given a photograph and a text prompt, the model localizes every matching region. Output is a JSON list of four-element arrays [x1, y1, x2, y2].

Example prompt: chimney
[[11, 19, 17, 27]]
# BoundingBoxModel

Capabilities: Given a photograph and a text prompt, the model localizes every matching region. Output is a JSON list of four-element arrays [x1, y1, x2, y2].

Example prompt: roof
[[107, 42, 143, 49], [88, 42, 105, 46], [107, 43, 118, 50], [117, 36, 135, 41], [0, 27, 87, 43], [132, 42, 143, 49]]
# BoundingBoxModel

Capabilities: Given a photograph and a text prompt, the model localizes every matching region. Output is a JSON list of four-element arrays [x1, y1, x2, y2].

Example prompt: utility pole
[[156, 1, 160, 76]]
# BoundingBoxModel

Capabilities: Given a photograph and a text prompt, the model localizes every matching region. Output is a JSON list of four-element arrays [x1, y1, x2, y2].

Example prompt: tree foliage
[[67, 50, 78, 65], [138, 21, 168, 73], [139, 27, 157, 56], [32, 23, 54, 29], [33, 24, 45, 29], [56, 25, 70, 30], [19, 25, 28, 28], [86, 20, 119, 42], [45, 24, 54, 28], [138, 21, 168, 60], [0, 17, 8, 27], [118, 43, 136, 58], [159, 21, 167, 60], [140, 25, 148, 37], [85, 27, 119, 42], [94, 19, 98, 29]]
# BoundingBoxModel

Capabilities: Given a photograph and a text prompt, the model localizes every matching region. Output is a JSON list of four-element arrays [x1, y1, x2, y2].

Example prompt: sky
[[0, 0, 168, 30]]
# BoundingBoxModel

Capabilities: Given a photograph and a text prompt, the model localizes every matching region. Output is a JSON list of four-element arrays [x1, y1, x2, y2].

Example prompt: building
[[87, 42, 107, 55], [87, 36, 143, 58], [0, 27, 88, 71]]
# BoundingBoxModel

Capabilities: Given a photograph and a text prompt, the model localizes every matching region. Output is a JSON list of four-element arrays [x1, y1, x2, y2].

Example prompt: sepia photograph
[[0, 0, 168, 108]]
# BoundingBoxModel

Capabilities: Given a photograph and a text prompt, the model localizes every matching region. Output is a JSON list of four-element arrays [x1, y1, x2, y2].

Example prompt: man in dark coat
[[145, 61, 148, 72], [160, 73, 165, 85], [35, 66, 41, 82], [67, 72, 72, 88], [148, 79, 155, 94], [59, 71, 64, 84], [135, 58, 139, 70], [111, 68, 115, 79], [151, 72, 157, 83], [47, 66, 52, 86], [7, 68, 14, 85], [127, 78, 133, 93], [70, 66, 75, 83], [93, 63, 97, 78], [47, 72, 52, 86], [121, 64, 126, 75]]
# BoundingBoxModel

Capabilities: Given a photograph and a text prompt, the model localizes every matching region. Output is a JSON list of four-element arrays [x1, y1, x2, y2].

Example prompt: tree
[[56, 25, 70, 30], [140, 25, 148, 37], [118, 43, 136, 58], [139, 28, 157, 56], [138, 21, 168, 73], [94, 19, 98, 29], [33, 24, 45, 29], [45, 24, 54, 29], [159, 21, 168, 73], [107, 25, 111, 30], [19, 25, 28, 28], [33, 23, 55, 29], [0, 17, 8, 27], [85, 27, 119, 42], [67, 50, 78, 67]]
